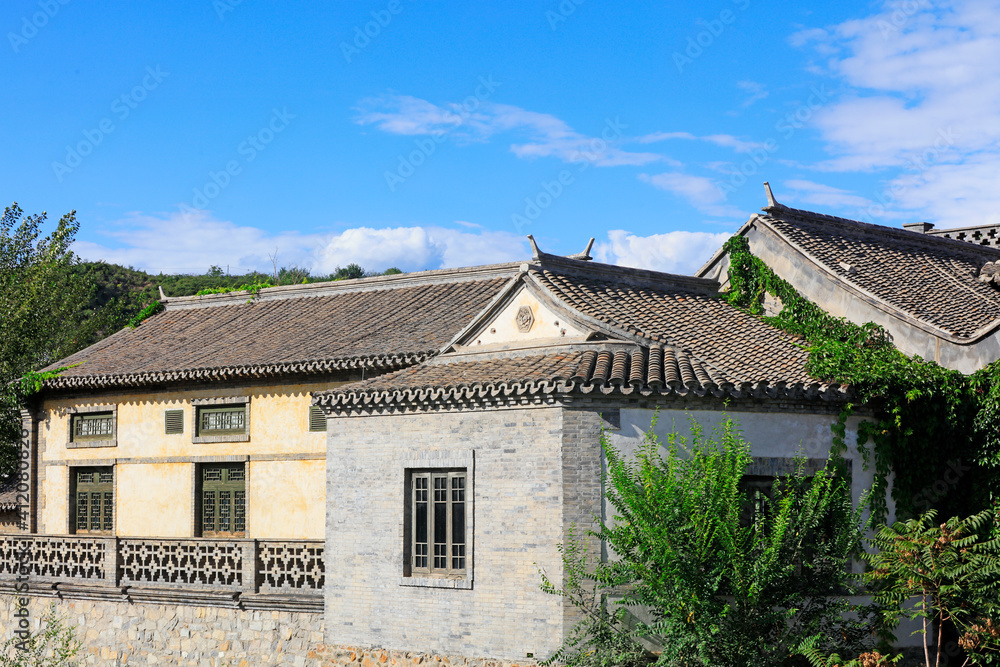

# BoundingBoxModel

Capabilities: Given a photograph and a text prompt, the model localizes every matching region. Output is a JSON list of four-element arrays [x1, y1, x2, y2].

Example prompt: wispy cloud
[[356, 94, 662, 167], [639, 172, 746, 218], [636, 130, 770, 153], [792, 0, 1000, 225], [594, 229, 732, 275], [737, 80, 769, 108], [783, 179, 872, 209]]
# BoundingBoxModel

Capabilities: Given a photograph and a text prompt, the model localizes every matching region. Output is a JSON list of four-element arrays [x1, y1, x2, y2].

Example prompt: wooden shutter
[[164, 409, 184, 434], [309, 406, 326, 432]]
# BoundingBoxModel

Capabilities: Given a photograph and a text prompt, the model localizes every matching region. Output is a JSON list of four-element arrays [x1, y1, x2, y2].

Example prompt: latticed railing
[[0, 535, 324, 595]]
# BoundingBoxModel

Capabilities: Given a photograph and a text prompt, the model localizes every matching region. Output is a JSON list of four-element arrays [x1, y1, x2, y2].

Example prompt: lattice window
[[198, 464, 246, 537], [72, 413, 114, 442], [72, 466, 113, 535], [197, 406, 246, 436], [408, 470, 467, 577]]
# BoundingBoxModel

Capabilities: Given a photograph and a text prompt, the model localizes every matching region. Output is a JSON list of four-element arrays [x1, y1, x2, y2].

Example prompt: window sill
[[67, 440, 116, 449], [398, 576, 472, 590], [193, 434, 250, 444]]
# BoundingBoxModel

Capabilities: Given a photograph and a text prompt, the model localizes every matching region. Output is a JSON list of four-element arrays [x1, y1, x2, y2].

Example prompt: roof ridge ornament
[[526, 235, 596, 262], [762, 181, 785, 213], [566, 238, 595, 261]]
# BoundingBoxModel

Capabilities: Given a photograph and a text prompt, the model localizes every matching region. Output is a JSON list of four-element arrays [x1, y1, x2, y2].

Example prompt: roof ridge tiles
[[765, 207, 1000, 257]]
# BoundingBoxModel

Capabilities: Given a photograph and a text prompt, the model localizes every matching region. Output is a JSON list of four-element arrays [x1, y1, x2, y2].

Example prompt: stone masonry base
[[1, 597, 539, 667]]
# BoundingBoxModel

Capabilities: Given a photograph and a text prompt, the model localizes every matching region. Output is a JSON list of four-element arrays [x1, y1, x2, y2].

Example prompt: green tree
[[865, 508, 1000, 667], [543, 415, 875, 666], [0, 205, 105, 478]]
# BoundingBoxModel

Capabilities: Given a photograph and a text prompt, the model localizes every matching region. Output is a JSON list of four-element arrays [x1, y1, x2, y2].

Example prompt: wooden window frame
[[71, 466, 114, 535], [196, 462, 247, 538], [66, 405, 117, 449], [405, 469, 468, 579], [191, 396, 250, 444]]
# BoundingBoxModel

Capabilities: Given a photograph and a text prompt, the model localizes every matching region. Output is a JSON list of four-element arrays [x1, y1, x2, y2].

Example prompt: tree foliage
[[865, 508, 1000, 667], [0, 603, 82, 666], [543, 415, 875, 666], [0, 205, 110, 478]]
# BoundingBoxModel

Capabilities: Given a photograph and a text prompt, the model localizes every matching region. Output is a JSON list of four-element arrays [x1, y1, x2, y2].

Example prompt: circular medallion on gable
[[516, 305, 535, 332]]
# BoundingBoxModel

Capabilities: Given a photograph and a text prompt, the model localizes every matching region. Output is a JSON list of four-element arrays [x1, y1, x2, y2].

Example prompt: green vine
[[126, 301, 165, 328], [722, 236, 999, 522], [195, 280, 272, 302], [17, 364, 80, 397]]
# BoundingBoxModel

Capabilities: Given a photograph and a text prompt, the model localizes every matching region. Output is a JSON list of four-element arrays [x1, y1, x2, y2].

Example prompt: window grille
[[198, 463, 246, 537], [73, 466, 113, 535], [197, 406, 246, 436], [409, 470, 466, 577], [72, 413, 114, 442]]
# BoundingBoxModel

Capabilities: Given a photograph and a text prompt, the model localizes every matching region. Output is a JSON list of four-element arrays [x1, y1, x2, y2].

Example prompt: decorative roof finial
[[526, 235, 542, 261], [763, 181, 781, 210], [158, 285, 167, 300], [566, 238, 595, 261]]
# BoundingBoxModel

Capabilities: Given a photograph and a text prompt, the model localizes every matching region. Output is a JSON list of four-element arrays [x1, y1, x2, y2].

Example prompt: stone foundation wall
[[1, 597, 537, 666]]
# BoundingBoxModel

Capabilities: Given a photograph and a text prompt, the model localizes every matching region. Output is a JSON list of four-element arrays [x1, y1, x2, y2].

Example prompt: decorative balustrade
[[0, 535, 324, 597]]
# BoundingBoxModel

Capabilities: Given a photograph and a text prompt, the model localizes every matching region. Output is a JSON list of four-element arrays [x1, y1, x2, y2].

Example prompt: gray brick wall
[[325, 405, 596, 661]]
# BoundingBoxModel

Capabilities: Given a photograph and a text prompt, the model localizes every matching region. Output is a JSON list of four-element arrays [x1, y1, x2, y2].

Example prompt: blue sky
[[2, 0, 996, 275]]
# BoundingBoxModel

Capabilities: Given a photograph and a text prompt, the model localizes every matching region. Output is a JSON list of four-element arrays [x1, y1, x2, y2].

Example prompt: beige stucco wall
[[249, 459, 325, 538], [116, 462, 192, 537], [37, 381, 337, 539]]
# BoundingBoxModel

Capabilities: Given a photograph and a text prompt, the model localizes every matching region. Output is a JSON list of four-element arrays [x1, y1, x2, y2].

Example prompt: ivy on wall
[[722, 236, 1000, 522]]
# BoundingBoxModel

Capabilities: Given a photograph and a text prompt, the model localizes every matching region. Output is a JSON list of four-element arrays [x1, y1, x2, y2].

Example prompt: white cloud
[[312, 225, 528, 273], [75, 210, 530, 276], [355, 94, 662, 167], [594, 230, 732, 275], [793, 0, 1000, 226], [639, 172, 746, 218]]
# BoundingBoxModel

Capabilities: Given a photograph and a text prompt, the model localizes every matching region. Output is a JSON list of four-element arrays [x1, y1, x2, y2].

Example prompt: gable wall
[[742, 223, 1000, 373]]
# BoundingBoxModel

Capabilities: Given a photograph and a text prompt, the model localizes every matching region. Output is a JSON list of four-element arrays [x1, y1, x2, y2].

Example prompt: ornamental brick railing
[[0, 535, 324, 595]]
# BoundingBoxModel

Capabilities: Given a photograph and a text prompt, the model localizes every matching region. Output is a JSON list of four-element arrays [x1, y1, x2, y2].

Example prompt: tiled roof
[[757, 206, 1000, 340], [527, 265, 812, 385], [41, 271, 514, 391], [316, 343, 845, 411]]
